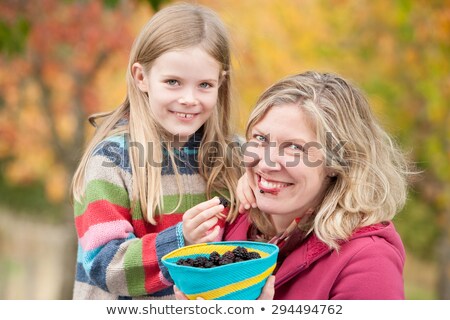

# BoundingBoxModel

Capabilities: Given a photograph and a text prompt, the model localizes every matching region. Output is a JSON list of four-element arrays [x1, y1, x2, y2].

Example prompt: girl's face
[[136, 46, 221, 146], [245, 104, 331, 232]]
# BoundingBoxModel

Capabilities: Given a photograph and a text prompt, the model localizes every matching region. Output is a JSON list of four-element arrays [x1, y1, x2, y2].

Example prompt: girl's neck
[[168, 127, 204, 149]]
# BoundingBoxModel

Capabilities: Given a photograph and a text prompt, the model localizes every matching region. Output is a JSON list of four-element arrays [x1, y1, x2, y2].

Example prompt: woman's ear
[[132, 62, 148, 92]]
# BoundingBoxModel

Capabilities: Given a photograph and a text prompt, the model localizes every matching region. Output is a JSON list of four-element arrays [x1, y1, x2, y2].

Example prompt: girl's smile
[[171, 111, 199, 120]]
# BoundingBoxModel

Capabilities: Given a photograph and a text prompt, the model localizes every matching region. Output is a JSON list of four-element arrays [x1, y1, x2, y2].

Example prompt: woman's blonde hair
[[72, 3, 242, 224], [246, 71, 413, 249]]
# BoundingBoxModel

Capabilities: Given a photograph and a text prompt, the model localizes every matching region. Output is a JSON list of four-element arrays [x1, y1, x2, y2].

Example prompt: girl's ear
[[132, 62, 148, 92]]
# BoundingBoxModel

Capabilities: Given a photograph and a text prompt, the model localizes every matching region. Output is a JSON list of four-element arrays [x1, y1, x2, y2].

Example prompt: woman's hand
[[237, 172, 257, 213], [257, 275, 275, 300], [182, 197, 225, 246], [173, 276, 275, 300]]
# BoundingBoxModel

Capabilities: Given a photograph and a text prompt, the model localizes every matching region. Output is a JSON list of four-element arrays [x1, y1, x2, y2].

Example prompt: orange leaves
[[0, 0, 136, 204]]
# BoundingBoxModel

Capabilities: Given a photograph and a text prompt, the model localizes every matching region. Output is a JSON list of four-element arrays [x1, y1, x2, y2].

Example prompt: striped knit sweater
[[73, 129, 219, 299]]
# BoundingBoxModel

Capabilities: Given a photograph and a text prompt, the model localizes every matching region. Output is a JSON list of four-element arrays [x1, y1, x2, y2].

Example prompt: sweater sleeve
[[330, 238, 405, 300], [74, 137, 182, 297]]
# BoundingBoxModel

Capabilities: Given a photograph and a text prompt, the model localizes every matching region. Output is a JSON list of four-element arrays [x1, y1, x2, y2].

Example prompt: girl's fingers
[[215, 212, 227, 219], [237, 172, 257, 211], [184, 197, 221, 219], [199, 225, 221, 243], [194, 216, 219, 238], [186, 204, 224, 228], [173, 285, 188, 300]]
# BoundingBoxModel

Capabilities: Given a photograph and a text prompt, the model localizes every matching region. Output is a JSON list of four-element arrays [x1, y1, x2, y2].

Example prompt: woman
[[227, 71, 412, 299]]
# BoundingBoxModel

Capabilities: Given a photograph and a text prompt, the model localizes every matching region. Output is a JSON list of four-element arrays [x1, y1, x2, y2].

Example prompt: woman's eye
[[287, 143, 304, 153], [166, 79, 179, 86], [254, 134, 266, 143], [199, 82, 212, 89]]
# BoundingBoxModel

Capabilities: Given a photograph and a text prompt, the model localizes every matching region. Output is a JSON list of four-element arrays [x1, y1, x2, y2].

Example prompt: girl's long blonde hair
[[246, 71, 413, 249], [72, 3, 242, 224]]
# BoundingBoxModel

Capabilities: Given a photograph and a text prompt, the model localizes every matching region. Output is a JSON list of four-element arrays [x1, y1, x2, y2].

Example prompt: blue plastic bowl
[[162, 241, 279, 300]]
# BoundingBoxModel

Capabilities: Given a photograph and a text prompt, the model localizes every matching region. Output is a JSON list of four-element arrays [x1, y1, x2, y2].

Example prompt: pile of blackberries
[[176, 246, 261, 268]]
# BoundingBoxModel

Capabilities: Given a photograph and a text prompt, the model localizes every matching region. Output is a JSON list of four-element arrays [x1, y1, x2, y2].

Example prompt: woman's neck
[[269, 208, 314, 234]]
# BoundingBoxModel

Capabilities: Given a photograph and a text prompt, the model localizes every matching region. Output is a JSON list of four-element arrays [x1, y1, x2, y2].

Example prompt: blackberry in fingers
[[218, 197, 229, 208]]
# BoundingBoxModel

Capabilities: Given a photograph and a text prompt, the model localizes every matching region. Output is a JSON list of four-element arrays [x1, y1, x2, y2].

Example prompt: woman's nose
[[256, 145, 282, 172]]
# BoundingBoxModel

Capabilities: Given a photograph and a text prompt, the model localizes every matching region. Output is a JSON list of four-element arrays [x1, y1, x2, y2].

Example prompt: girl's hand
[[173, 285, 188, 300], [237, 172, 257, 213], [182, 197, 225, 246]]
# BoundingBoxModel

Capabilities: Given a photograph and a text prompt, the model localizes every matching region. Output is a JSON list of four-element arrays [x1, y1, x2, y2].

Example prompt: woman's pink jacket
[[224, 214, 406, 300]]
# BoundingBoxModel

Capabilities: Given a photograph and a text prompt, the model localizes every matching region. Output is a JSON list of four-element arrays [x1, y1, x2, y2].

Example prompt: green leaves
[[0, 16, 30, 57]]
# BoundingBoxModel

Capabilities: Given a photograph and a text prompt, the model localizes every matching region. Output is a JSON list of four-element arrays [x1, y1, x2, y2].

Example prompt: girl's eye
[[166, 79, 179, 86], [199, 82, 213, 89]]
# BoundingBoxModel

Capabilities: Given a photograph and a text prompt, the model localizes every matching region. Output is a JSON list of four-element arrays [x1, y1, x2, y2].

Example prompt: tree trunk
[[437, 202, 450, 299]]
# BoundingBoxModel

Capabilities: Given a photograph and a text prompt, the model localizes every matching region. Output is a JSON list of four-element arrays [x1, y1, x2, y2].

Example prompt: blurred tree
[[0, 0, 138, 298]]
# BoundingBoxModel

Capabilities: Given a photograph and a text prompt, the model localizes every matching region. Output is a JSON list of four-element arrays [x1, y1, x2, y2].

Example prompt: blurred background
[[0, 0, 448, 299]]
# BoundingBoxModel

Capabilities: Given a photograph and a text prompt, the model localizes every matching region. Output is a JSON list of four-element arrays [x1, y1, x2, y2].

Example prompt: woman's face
[[244, 103, 331, 231]]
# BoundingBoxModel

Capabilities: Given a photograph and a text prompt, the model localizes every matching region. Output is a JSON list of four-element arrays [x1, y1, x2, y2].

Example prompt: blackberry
[[247, 252, 261, 260], [232, 246, 249, 260], [209, 251, 221, 265], [203, 261, 215, 268], [222, 251, 235, 261], [218, 258, 233, 266], [193, 256, 209, 267], [218, 197, 229, 208]]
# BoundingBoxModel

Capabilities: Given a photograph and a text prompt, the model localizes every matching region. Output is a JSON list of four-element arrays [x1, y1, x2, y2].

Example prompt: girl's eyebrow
[[160, 74, 219, 83]]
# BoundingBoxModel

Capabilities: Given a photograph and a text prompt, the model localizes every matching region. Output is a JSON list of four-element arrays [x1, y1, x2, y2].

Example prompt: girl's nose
[[178, 98, 199, 106], [178, 89, 198, 106]]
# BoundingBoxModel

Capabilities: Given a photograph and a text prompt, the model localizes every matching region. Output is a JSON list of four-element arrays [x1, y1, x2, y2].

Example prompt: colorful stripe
[[74, 180, 130, 217], [79, 220, 134, 251], [75, 200, 131, 237]]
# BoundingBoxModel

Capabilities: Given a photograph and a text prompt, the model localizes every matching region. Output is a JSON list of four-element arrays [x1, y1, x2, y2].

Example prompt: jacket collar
[[274, 222, 389, 287]]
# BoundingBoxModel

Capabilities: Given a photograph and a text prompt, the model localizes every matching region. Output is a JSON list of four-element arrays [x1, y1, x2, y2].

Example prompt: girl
[[71, 3, 242, 299]]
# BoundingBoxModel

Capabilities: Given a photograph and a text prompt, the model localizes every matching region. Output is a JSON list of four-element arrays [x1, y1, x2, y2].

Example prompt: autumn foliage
[[0, 0, 137, 202], [0, 0, 449, 298]]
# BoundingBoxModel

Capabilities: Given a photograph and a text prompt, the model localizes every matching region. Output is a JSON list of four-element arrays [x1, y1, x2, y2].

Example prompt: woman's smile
[[257, 174, 293, 195]]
